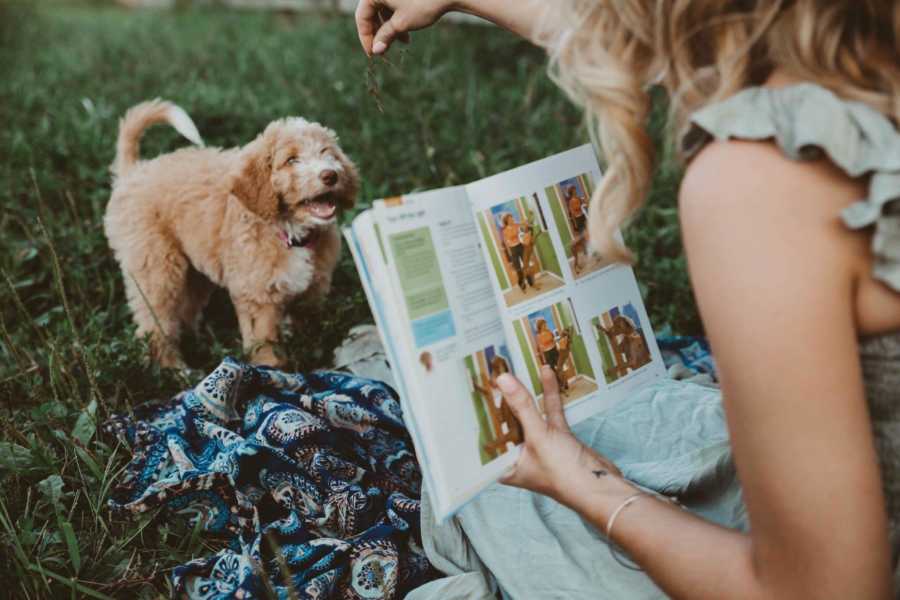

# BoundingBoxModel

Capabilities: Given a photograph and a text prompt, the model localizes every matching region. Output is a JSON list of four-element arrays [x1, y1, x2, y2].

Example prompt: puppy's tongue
[[307, 197, 336, 219]]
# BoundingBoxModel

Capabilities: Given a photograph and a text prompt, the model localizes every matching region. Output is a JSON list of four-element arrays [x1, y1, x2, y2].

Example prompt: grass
[[0, 3, 698, 597]]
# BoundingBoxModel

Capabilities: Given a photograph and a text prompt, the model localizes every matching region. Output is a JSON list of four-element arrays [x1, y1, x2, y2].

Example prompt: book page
[[344, 212, 443, 503], [465, 145, 667, 426], [367, 188, 520, 519]]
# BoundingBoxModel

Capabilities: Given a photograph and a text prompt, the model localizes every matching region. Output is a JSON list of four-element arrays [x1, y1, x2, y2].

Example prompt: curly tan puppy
[[105, 100, 358, 368]]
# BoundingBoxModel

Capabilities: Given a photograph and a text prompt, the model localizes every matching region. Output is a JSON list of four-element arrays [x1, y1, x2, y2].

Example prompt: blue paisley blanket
[[105, 357, 436, 599]]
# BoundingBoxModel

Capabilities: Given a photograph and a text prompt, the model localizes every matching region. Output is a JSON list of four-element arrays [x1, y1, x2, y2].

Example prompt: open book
[[344, 145, 666, 521]]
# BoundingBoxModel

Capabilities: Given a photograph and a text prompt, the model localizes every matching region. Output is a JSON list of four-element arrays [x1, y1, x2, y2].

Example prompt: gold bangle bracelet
[[605, 486, 686, 571], [605, 492, 649, 571]]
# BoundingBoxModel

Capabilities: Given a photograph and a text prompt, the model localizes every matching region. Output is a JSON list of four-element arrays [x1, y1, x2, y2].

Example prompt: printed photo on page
[[465, 145, 667, 426]]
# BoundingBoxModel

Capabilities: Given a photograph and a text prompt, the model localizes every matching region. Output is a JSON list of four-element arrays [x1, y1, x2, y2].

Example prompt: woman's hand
[[496, 365, 624, 507], [355, 0, 452, 56], [355, 0, 553, 56]]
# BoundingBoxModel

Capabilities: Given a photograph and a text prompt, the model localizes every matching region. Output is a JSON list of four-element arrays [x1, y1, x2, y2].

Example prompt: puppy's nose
[[320, 169, 338, 186]]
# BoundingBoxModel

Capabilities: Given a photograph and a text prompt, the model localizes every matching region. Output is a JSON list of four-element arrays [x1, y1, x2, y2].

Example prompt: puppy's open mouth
[[301, 193, 337, 220], [275, 193, 339, 249], [277, 228, 320, 249]]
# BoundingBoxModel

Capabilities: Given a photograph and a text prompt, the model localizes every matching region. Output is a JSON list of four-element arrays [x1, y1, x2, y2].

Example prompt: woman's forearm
[[563, 473, 884, 600], [451, 0, 559, 46], [494, 369, 817, 599], [570, 476, 763, 600]]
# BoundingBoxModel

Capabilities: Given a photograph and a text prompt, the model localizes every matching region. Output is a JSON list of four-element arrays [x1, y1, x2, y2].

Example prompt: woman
[[356, 1, 900, 597], [519, 208, 542, 290], [565, 184, 589, 273], [534, 318, 559, 376], [501, 213, 531, 291]]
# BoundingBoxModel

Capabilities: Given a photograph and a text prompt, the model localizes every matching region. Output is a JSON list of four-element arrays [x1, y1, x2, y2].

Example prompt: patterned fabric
[[105, 357, 436, 599], [656, 333, 717, 381]]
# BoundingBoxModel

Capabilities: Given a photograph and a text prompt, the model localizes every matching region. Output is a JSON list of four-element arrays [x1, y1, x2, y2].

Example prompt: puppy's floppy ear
[[231, 133, 278, 220]]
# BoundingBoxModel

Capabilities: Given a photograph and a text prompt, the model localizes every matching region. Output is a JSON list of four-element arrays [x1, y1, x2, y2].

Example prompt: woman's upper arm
[[679, 140, 893, 597]]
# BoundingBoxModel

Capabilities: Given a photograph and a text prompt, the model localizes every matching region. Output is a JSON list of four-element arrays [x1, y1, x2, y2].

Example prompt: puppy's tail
[[112, 99, 204, 178]]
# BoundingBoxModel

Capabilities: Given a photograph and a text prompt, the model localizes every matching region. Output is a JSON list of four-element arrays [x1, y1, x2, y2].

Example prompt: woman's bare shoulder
[[679, 138, 864, 223], [678, 138, 868, 275], [676, 138, 900, 335]]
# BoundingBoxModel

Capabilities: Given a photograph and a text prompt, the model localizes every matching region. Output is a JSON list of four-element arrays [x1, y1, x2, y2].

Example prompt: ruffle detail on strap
[[683, 83, 900, 292]]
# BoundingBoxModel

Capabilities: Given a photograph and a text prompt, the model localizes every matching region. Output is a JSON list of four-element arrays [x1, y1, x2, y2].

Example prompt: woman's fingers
[[376, 8, 411, 44], [539, 365, 568, 430], [357, 0, 430, 55], [371, 13, 406, 54], [355, 0, 381, 54], [496, 374, 544, 434]]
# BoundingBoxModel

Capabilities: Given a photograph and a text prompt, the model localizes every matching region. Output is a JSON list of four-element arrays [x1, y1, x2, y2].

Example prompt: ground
[[536, 375, 599, 413], [501, 271, 565, 306], [0, 4, 698, 597]]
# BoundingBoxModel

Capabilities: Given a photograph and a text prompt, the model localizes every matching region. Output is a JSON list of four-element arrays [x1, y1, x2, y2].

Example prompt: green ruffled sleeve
[[683, 83, 900, 293]]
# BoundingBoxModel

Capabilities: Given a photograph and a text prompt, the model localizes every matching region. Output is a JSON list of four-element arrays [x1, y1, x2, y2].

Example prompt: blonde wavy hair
[[543, 0, 900, 263]]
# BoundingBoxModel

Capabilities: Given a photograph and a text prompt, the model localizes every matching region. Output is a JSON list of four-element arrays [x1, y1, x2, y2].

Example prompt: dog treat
[[366, 57, 386, 114], [365, 50, 406, 114]]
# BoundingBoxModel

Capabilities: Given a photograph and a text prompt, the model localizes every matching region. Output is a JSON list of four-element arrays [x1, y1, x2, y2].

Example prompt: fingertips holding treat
[[354, 0, 378, 54], [371, 15, 403, 55]]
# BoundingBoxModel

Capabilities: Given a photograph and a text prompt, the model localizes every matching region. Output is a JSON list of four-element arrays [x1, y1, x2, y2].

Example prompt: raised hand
[[354, 1, 552, 56], [355, 0, 451, 55], [496, 365, 622, 504]]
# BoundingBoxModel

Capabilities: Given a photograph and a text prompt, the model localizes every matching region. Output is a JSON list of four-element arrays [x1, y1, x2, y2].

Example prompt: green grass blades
[[0, 4, 698, 596]]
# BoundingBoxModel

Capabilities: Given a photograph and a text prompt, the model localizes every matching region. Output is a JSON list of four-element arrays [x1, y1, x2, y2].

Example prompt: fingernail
[[496, 374, 517, 393], [372, 41, 386, 54]]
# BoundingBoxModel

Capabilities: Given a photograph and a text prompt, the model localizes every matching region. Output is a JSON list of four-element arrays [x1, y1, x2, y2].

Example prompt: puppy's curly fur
[[105, 100, 358, 368]]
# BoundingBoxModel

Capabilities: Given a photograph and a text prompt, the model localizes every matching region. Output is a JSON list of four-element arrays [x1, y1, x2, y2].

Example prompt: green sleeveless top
[[684, 82, 900, 591]]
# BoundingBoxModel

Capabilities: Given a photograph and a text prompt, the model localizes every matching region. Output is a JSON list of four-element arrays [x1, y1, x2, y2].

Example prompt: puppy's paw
[[250, 344, 286, 369]]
